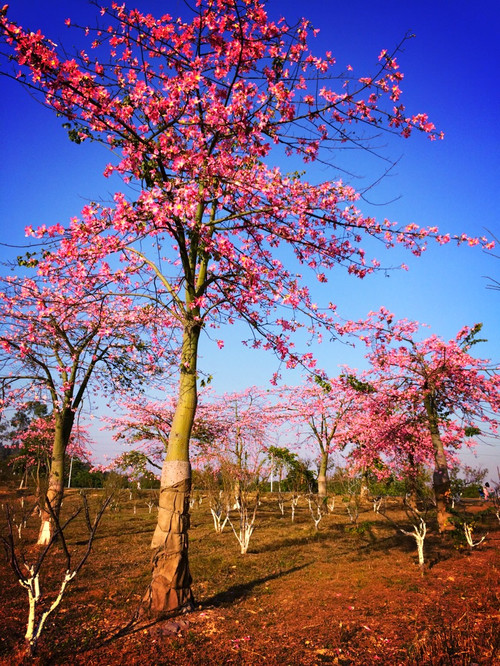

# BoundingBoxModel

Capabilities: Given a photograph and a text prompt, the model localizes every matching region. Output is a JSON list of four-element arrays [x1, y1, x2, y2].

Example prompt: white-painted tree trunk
[[463, 522, 486, 549], [228, 501, 258, 555], [20, 565, 76, 655], [401, 517, 427, 572], [291, 495, 300, 522], [210, 506, 229, 534], [307, 496, 323, 530]]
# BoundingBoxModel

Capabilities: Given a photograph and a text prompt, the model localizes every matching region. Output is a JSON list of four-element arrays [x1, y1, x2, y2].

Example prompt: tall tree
[[278, 375, 365, 498], [0, 401, 50, 490], [0, 265, 165, 544], [202, 387, 274, 484], [105, 390, 226, 473], [1, 0, 491, 609], [345, 313, 500, 531]]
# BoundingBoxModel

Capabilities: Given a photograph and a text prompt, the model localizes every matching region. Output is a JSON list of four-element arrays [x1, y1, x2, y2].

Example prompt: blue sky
[[0, 1, 499, 472]]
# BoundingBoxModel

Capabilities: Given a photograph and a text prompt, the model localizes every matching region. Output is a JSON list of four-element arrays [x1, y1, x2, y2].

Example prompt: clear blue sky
[[0, 1, 499, 472]]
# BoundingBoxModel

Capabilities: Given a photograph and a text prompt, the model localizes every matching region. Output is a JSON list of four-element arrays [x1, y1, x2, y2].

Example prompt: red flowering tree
[[105, 390, 226, 473], [279, 375, 367, 498], [346, 313, 500, 531], [201, 387, 274, 481], [345, 388, 439, 505], [9, 412, 92, 490], [1, 0, 492, 609], [107, 387, 274, 489], [0, 267, 166, 544], [199, 387, 275, 554]]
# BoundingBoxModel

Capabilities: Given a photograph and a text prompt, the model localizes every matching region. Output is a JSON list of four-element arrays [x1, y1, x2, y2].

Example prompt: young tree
[[2, 493, 112, 656], [8, 411, 92, 497], [0, 401, 49, 488], [205, 387, 273, 494], [0, 267, 164, 544], [346, 313, 500, 531], [268, 445, 298, 513], [279, 375, 365, 498], [205, 388, 273, 554], [1, 0, 491, 609]]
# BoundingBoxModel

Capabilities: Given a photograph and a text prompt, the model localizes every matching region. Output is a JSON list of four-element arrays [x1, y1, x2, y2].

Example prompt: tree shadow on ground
[[256, 523, 345, 554], [201, 562, 311, 608], [74, 526, 153, 545], [71, 562, 313, 660]]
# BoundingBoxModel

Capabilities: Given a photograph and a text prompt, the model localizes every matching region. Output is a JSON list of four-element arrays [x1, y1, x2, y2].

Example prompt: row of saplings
[[1, 466, 498, 657], [188, 466, 498, 560]]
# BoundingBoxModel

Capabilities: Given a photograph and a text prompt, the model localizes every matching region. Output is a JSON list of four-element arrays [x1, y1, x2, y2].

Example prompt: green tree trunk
[[37, 409, 74, 545], [143, 323, 200, 613]]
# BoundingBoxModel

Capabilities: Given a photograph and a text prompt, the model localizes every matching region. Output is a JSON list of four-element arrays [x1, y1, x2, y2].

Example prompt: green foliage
[[368, 476, 407, 498], [282, 460, 317, 493], [346, 520, 372, 536], [449, 464, 487, 499], [461, 484, 482, 498], [342, 374, 376, 394], [459, 322, 487, 350], [138, 470, 160, 489], [313, 374, 332, 393], [16, 251, 39, 267], [199, 374, 213, 388], [61, 121, 93, 144], [114, 450, 150, 476], [268, 445, 298, 468], [0, 449, 14, 482], [66, 458, 105, 488], [103, 471, 129, 491]]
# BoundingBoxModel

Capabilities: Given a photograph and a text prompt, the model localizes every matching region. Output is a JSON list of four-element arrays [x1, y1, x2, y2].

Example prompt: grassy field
[[0, 485, 498, 665]]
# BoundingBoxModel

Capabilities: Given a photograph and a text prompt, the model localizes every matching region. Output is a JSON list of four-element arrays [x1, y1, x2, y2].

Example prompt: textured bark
[[144, 461, 194, 613], [38, 462, 64, 546], [424, 395, 454, 532], [317, 451, 328, 499], [37, 410, 73, 545], [433, 465, 453, 532], [145, 322, 199, 613]]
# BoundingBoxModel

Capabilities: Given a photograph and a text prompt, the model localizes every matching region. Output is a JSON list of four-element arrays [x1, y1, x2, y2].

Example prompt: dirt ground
[[0, 486, 498, 665]]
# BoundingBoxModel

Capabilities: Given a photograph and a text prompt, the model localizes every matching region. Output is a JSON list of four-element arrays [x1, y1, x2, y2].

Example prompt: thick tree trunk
[[37, 410, 74, 545], [317, 450, 328, 499], [145, 460, 193, 612], [143, 323, 199, 614], [424, 395, 454, 532]]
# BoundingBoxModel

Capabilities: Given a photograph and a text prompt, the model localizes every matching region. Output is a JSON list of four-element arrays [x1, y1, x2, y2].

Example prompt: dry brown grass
[[0, 486, 498, 665]]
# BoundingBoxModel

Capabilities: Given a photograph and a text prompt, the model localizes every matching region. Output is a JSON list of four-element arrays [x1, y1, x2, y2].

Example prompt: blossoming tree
[[8, 410, 93, 496], [347, 312, 500, 531], [105, 390, 226, 474], [1, 0, 492, 609], [278, 375, 367, 498], [201, 387, 275, 554], [0, 266, 165, 544]]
